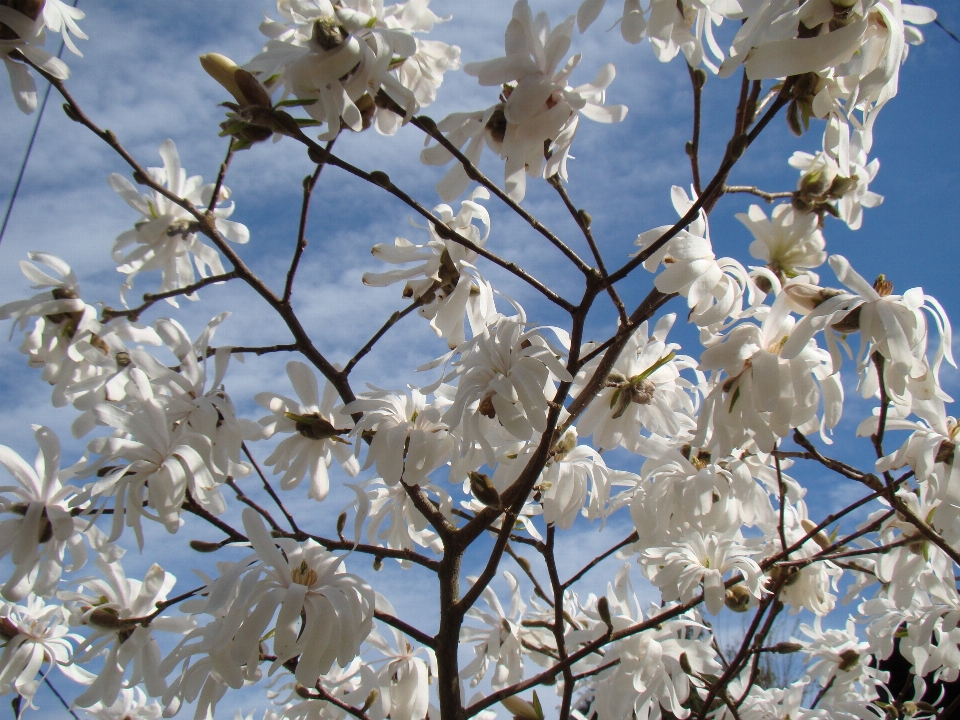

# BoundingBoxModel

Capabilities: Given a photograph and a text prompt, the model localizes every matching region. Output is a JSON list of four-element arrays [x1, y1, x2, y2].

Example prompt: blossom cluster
[[0, 0, 957, 718]]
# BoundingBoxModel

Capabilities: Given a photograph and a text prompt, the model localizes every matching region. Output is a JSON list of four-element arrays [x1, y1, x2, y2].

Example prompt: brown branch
[[374, 610, 435, 649], [343, 296, 426, 375], [543, 525, 576, 720], [562, 531, 638, 590], [242, 442, 300, 533], [102, 271, 239, 322], [548, 175, 628, 326], [686, 64, 704, 196], [205, 139, 235, 215], [284, 138, 336, 303], [722, 185, 794, 203]]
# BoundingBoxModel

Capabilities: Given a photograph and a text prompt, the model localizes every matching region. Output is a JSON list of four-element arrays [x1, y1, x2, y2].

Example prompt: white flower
[[81, 369, 223, 544], [738, 203, 827, 284], [442, 317, 573, 457], [574, 314, 700, 452], [346, 388, 452, 486], [0, 426, 85, 601], [0, 2, 70, 113], [246, 0, 459, 140], [422, 0, 626, 201], [593, 565, 721, 720], [634, 187, 754, 333], [460, 571, 528, 689], [64, 558, 193, 708], [696, 292, 843, 454], [41, 0, 87, 56], [81, 688, 163, 720], [227, 510, 375, 689], [789, 122, 883, 230], [367, 597, 436, 720], [538, 428, 639, 529], [362, 188, 498, 347], [796, 616, 885, 699], [351, 477, 446, 563], [256, 360, 359, 501], [641, 530, 763, 614], [0, 595, 77, 708], [108, 139, 249, 305], [783, 255, 955, 405]]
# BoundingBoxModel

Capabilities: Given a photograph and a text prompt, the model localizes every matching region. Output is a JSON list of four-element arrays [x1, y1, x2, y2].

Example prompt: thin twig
[[284, 138, 336, 303], [242, 442, 300, 533], [374, 610, 435, 649], [205, 139, 235, 215], [686, 64, 704, 196], [562, 531, 638, 589], [343, 296, 425, 375], [722, 185, 793, 203], [102, 270, 239, 321]]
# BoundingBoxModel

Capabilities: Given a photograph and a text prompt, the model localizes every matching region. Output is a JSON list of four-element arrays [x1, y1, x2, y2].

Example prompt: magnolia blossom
[[789, 122, 883, 230], [460, 571, 530, 689], [64, 558, 193, 708], [352, 477, 447, 562], [0, 2, 71, 113], [738, 203, 826, 285], [442, 316, 573, 458], [634, 187, 753, 333], [256, 360, 359, 501], [783, 255, 954, 404], [246, 0, 459, 139], [697, 292, 843, 454], [225, 510, 375, 689], [641, 530, 764, 614], [592, 565, 721, 720], [81, 369, 224, 544], [422, 0, 627, 201], [362, 188, 497, 347], [109, 139, 249, 304], [0, 426, 86, 601], [796, 616, 887, 700], [0, 595, 77, 707], [82, 688, 163, 720], [367, 598, 436, 720], [574, 314, 700, 451]]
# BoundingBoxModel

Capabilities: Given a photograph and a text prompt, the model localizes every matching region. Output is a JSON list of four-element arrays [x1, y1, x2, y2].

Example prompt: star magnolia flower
[[789, 122, 883, 230], [796, 616, 886, 698], [350, 477, 447, 563], [0, 2, 70, 113], [574, 314, 700, 452], [0, 252, 105, 400], [81, 688, 163, 720], [368, 598, 437, 720], [246, 0, 459, 140], [0, 426, 85, 601], [593, 564, 721, 720], [537, 428, 640, 529], [64, 558, 193, 709], [783, 255, 954, 405], [422, 0, 627, 201], [346, 388, 452, 486], [634, 187, 754, 333], [442, 316, 573, 458], [108, 139, 249, 305], [641, 530, 764, 614], [362, 188, 497, 347], [256, 360, 359, 501], [460, 571, 529, 689], [227, 510, 375, 689], [696, 292, 842, 455], [81, 369, 223, 545], [738, 203, 826, 285], [0, 595, 77, 708]]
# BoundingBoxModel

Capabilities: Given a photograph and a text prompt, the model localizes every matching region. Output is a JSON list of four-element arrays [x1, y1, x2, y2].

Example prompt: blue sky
[[1, 0, 959, 716]]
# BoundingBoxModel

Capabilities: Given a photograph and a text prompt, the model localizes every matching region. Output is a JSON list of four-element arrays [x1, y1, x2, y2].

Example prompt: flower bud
[[336, 511, 347, 539], [501, 695, 541, 720], [597, 596, 612, 630], [200, 54, 273, 108], [837, 648, 860, 671], [190, 539, 222, 553], [800, 518, 832, 550], [725, 584, 752, 612], [782, 282, 843, 314], [770, 641, 803, 654], [469, 472, 501, 508]]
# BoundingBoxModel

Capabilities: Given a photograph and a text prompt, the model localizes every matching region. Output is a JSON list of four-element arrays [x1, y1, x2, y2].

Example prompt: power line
[[0, 1, 80, 249]]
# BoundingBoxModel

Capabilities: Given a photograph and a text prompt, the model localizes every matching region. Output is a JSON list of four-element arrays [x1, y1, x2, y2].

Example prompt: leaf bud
[[515, 555, 532, 574], [692, 68, 707, 89], [728, 133, 749, 160], [469, 471, 501, 508], [294, 684, 315, 699], [679, 651, 693, 674], [336, 511, 347, 539], [770, 641, 803, 654], [415, 115, 438, 135], [597, 596, 612, 630], [577, 209, 592, 228], [189, 539, 222, 553], [725, 584, 752, 612], [369, 170, 392, 188], [837, 648, 860, 671], [373, 556, 383, 571], [62, 103, 82, 122], [361, 690, 379, 712]]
